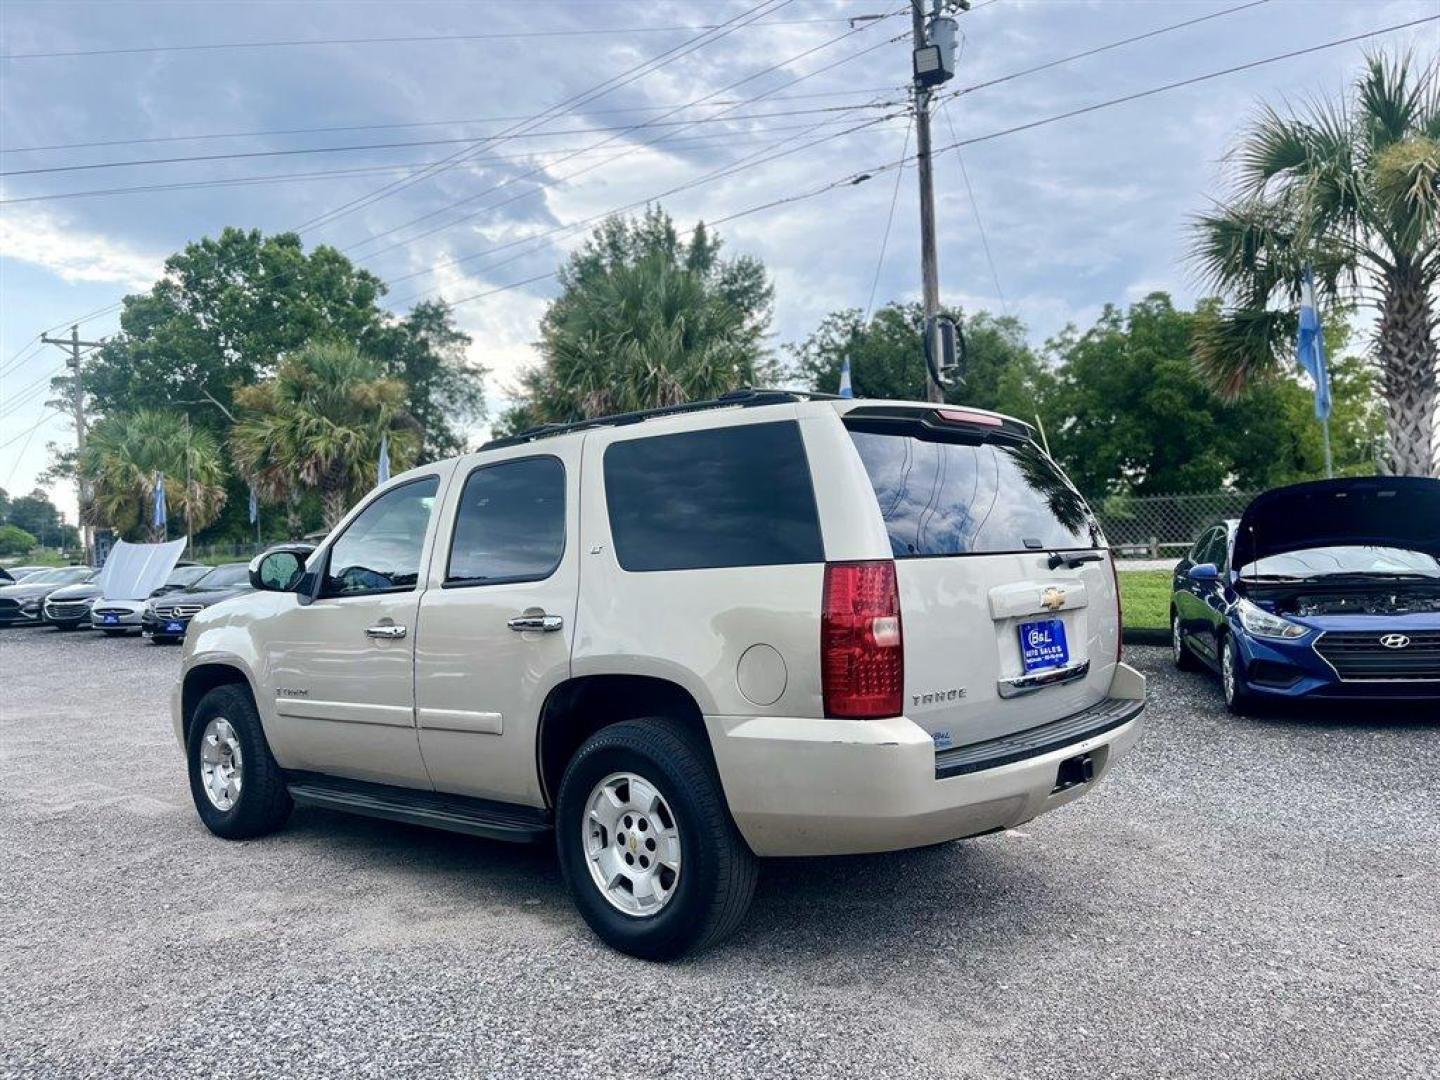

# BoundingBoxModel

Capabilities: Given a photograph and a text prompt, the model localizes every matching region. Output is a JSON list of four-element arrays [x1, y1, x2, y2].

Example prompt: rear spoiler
[[842, 404, 1034, 444]]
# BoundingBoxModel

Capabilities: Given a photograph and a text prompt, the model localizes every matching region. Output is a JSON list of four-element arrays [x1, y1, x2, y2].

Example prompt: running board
[[286, 773, 552, 844]]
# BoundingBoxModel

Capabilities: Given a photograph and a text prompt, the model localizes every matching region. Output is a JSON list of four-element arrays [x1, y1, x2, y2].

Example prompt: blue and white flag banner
[[152, 473, 168, 531], [1296, 266, 1332, 422], [838, 356, 854, 399]]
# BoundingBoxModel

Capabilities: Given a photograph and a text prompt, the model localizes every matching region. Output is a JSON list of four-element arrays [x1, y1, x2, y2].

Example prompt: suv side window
[[446, 456, 566, 586], [603, 421, 824, 572], [321, 476, 440, 597]]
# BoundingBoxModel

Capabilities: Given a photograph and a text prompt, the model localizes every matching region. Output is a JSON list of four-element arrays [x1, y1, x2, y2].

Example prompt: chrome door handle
[[365, 624, 407, 639], [507, 613, 563, 633]]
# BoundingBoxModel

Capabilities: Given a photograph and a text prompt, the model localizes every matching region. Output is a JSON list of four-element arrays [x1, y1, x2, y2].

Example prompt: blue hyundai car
[[1171, 477, 1440, 713]]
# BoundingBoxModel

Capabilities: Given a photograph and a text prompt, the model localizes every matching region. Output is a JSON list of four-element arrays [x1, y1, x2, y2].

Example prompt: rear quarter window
[[603, 420, 824, 572], [849, 429, 1098, 557]]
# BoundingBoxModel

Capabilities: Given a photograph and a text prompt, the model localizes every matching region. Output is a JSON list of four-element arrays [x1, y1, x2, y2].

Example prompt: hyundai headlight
[[1234, 598, 1307, 640]]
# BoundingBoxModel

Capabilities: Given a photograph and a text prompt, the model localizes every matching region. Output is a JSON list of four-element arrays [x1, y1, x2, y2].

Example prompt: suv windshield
[[1239, 545, 1440, 580], [849, 430, 1097, 558]]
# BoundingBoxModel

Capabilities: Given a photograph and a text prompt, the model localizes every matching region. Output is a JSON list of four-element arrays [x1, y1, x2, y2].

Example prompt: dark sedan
[[142, 562, 254, 643], [42, 578, 105, 629], [0, 567, 95, 626]]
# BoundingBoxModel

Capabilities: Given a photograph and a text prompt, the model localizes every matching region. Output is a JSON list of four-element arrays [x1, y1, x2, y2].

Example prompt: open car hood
[[96, 538, 187, 601], [1232, 477, 1440, 571]]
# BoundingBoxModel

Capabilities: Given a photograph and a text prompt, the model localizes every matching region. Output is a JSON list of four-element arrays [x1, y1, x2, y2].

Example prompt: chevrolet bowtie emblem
[[1041, 587, 1066, 612]]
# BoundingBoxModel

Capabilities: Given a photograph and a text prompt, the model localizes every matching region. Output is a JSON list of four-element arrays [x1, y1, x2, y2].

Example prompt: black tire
[[1220, 635, 1255, 716], [186, 684, 292, 840], [1171, 611, 1200, 671], [556, 718, 757, 961]]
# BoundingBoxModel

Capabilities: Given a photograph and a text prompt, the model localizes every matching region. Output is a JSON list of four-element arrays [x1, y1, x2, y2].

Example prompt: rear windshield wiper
[[1047, 550, 1104, 570]]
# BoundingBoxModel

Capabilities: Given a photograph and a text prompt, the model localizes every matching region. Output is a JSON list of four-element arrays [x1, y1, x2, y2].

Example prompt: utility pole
[[911, 1, 943, 404], [40, 325, 103, 565]]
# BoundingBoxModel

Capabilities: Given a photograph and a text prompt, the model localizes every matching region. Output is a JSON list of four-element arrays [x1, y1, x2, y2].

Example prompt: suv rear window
[[849, 430, 1097, 557], [604, 421, 824, 572]]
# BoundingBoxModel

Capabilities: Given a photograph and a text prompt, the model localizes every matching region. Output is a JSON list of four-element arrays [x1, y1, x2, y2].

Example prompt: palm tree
[[533, 253, 764, 420], [1190, 54, 1439, 476], [231, 340, 417, 529], [81, 410, 228, 541]]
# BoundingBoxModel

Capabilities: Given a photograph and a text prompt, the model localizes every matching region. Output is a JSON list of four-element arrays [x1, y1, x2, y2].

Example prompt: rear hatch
[[843, 406, 1120, 750]]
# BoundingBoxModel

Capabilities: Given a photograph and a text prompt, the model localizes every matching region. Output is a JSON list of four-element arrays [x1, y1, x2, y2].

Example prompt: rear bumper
[[707, 663, 1146, 857]]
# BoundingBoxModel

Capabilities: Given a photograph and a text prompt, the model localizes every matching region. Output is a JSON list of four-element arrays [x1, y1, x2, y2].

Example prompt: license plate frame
[[102, 614, 119, 625], [1018, 618, 1069, 673], [164, 620, 185, 634]]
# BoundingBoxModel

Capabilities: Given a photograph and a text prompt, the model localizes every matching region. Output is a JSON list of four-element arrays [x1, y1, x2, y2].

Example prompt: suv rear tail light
[[822, 560, 904, 718]]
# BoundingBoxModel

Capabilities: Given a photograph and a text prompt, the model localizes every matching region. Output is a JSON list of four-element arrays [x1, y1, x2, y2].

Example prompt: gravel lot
[[2, 628, 1436, 1079]]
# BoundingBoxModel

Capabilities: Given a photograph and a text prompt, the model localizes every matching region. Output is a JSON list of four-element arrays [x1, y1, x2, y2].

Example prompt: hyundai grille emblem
[[1378, 634, 1411, 650]]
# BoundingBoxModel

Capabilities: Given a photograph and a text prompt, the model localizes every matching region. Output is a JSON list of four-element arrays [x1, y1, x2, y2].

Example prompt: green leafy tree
[[786, 301, 1052, 419], [0, 524, 38, 557], [80, 411, 228, 541], [501, 208, 774, 432], [83, 228, 388, 424], [1189, 54, 1439, 476], [1041, 294, 1383, 498], [231, 341, 418, 530], [371, 300, 485, 458], [3, 488, 78, 549]]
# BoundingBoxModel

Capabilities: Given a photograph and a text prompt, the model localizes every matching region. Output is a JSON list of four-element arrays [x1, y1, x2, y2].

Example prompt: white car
[[173, 391, 1145, 958], [92, 564, 211, 634]]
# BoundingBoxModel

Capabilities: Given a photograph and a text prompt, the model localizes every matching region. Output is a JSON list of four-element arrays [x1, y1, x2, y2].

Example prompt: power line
[[864, 118, 912, 322], [0, 120, 868, 206], [938, 100, 1007, 318], [420, 12, 1440, 316], [955, 0, 1274, 99], [0, 102, 895, 179], [927, 13, 1440, 160], [386, 110, 902, 305], [293, 0, 799, 236], [344, 17, 906, 260], [0, 409, 61, 452], [0, 16, 858, 61], [3, 85, 900, 155], [0, 365, 65, 418]]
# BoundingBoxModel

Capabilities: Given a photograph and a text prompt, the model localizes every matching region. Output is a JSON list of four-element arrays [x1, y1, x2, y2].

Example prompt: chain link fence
[[1094, 490, 1255, 560]]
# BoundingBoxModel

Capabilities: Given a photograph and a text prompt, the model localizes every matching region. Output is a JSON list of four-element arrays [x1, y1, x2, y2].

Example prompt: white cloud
[[0, 207, 163, 290]]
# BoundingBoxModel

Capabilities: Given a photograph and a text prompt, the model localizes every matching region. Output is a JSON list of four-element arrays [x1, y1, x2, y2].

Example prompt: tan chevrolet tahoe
[[174, 390, 1145, 958]]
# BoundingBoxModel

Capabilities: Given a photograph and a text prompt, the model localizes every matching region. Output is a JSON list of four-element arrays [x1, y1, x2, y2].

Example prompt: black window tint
[[604, 421, 824, 572], [322, 477, 439, 596], [1190, 528, 1216, 562], [447, 457, 566, 584], [849, 431, 1097, 557]]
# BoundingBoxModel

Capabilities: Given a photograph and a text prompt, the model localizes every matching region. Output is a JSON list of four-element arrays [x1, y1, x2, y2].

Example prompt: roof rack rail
[[479, 387, 843, 451]]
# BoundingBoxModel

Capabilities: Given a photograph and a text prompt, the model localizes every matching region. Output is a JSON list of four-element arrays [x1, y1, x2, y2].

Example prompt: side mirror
[[1188, 562, 1220, 582], [250, 547, 310, 592]]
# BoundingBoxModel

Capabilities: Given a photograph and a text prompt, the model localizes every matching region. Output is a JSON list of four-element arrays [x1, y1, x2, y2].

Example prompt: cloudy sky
[[2, 0, 1436, 519]]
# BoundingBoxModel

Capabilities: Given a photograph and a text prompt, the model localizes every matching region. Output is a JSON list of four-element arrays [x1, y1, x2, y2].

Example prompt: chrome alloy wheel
[[199, 717, 244, 812], [1221, 640, 1237, 705], [583, 772, 682, 917]]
